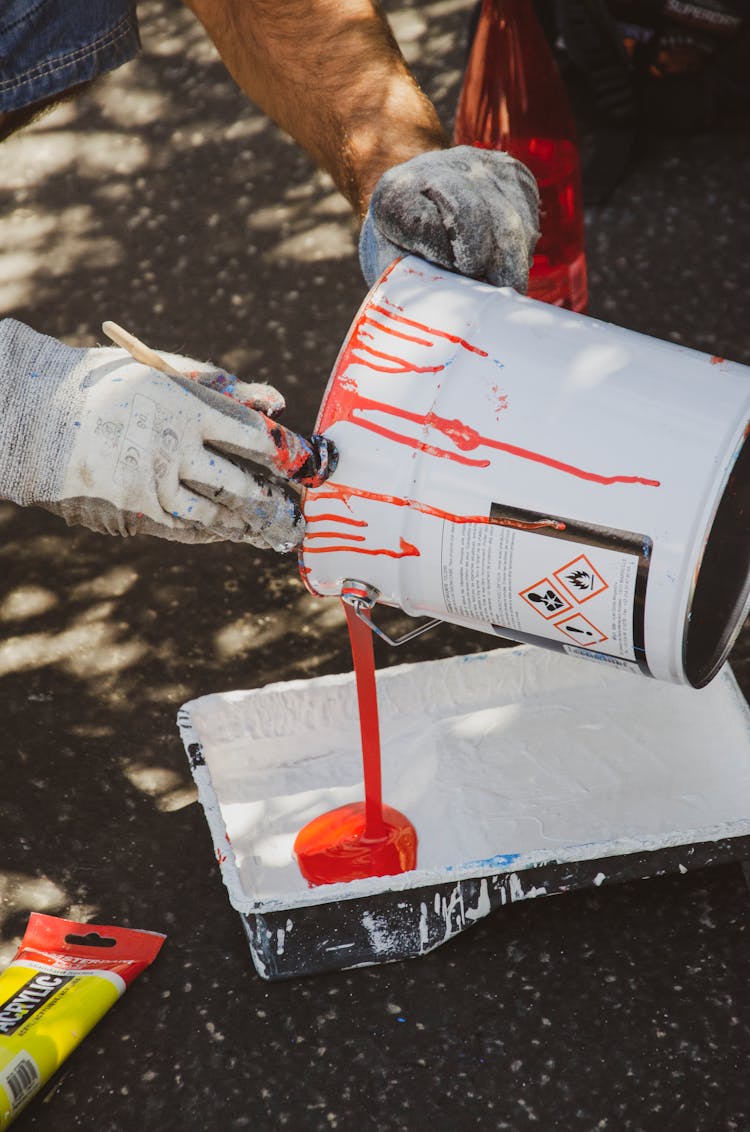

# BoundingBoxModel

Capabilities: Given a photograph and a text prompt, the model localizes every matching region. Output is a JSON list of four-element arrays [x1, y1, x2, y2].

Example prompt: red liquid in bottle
[[510, 137, 587, 312], [293, 601, 417, 886], [455, 0, 588, 312]]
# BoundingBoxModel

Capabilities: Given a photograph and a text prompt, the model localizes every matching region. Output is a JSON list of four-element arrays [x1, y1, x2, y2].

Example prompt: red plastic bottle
[[454, 0, 588, 312]]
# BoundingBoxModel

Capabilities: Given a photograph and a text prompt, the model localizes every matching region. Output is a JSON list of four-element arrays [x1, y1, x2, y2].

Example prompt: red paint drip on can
[[319, 372, 661, 486]]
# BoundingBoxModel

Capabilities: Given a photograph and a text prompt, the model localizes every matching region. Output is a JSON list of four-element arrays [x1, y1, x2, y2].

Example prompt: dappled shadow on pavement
[[1, 1, 750, 1128]]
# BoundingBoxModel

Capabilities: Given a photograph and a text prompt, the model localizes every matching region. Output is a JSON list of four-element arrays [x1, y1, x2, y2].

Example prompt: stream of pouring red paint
[[293, 601, 417, 886]]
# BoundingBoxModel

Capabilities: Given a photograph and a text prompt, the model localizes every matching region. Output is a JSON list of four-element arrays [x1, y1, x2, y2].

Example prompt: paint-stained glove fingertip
[[359, 146, 540, 292]]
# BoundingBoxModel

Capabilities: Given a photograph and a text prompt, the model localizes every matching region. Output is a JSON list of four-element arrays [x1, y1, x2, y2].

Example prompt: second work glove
[[359, 145, 540, 292], [0, 319, 311, 550]]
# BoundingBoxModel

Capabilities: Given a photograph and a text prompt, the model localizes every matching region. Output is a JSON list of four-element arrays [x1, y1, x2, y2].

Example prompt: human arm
[[0, 319, 318, 550], [183, 0, 448, 217], [183, 0, 540, 290]]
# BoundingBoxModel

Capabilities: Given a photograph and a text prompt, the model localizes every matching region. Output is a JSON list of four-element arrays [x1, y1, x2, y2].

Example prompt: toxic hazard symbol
[[554, 612, 608, 647], [519, 578, 573, 621], [554, 554, 608, 604]]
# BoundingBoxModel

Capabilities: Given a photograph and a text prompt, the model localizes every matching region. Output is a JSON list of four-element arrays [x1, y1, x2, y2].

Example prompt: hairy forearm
[[183, 0, 449, 215]]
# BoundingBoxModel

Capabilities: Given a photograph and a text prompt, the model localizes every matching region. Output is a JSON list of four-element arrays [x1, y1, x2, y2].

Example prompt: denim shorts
[[0, 0, 140, 112]]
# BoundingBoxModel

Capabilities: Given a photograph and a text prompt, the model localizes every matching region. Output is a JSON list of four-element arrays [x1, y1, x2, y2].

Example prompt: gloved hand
[[0, 319, 308, 550], [359, 145, 540, 291]]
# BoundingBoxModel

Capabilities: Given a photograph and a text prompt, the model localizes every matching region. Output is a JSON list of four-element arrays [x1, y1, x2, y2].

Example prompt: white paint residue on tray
[[181, 646, 750, 910]]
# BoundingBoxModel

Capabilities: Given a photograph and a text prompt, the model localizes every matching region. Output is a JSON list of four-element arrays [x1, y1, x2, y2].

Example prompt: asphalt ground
[[1, 1, 749, 1128]]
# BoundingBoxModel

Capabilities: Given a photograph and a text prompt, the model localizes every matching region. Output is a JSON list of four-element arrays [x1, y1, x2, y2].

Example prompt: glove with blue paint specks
[[359, 146, 540, 291], [0, 319, 304, 550]]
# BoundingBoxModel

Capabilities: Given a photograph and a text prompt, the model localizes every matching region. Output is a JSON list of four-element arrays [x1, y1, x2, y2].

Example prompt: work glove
[[359, 145, 540, 291], [0, 319, 319, 551]]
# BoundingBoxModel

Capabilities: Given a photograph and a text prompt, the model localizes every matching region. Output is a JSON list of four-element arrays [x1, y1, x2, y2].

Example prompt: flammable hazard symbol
[[554, 554, 608, 603], [519, 578, 573, 621], [554, 612, 608, 647]]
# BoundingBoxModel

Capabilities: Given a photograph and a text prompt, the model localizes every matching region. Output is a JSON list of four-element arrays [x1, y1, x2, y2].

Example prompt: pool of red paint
[[293, 801, 417, 886]]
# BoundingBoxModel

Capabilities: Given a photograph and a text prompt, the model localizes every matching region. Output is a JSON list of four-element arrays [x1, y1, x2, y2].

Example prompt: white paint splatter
[[465, 879, 491, 922], [508, 873, 547, 902], [436, 883, 466, 942], [362, 912, 395, 955], [418, 902, 429, 950]]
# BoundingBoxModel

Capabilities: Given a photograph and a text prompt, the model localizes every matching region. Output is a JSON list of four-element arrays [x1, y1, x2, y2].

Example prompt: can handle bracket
[[340, 580, 442, 647]]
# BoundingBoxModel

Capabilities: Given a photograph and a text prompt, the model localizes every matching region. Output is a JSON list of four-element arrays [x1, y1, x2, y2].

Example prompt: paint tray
[[178, 645, 750, 980]]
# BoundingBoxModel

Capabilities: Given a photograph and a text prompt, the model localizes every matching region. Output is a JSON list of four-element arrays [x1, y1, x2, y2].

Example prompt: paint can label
[[440, 502, 652, 674]]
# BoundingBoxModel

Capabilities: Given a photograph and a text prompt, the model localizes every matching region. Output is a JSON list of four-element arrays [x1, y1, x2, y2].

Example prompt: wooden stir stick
[[102, 320, 185, 377]]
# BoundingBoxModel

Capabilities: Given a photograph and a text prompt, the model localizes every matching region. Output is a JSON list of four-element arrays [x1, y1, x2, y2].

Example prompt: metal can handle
[[340, 580, 442, 647]]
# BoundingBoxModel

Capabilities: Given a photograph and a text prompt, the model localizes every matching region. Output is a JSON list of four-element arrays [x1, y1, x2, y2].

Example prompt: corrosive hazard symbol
[[554, 612, 608, 646], [554, 554, 608, 603], [519, 578, 572, 621]]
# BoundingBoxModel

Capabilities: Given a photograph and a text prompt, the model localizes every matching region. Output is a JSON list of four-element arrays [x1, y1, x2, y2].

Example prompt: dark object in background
[[555, 0, 750, 201], [463, 0, 750, 203]]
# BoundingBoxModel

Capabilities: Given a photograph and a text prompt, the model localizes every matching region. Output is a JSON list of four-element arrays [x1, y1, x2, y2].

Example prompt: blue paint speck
[[463, 851, 521, 870]]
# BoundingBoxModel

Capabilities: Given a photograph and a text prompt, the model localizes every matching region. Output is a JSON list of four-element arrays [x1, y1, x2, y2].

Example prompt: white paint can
[[301, 257, 750, 686]]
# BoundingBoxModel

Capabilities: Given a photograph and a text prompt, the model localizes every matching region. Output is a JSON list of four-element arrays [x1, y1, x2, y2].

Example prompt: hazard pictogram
[[554, 554, 608, 603], [554, 612, 608, 646], [519, 578, 573, 621]]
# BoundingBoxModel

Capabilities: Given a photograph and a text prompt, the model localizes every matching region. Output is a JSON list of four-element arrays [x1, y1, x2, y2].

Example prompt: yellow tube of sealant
[[0, 913, 165, 1127]]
